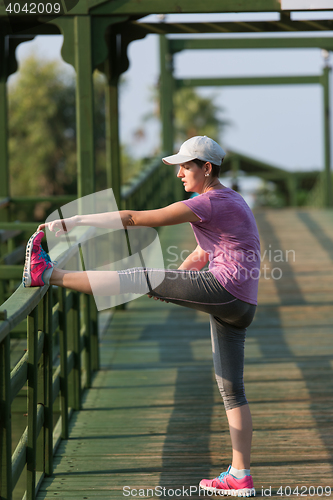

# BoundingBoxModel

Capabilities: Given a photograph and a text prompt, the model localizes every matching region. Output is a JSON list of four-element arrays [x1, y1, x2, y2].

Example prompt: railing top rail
[[0, 225, 95, 343], [121, 157, 164, 200]]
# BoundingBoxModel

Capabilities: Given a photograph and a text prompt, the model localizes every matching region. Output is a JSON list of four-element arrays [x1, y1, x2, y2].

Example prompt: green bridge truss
[[1, 3, 333, 499]]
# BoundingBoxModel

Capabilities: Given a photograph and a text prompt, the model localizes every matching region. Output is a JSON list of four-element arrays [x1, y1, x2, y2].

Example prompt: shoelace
[[37, 247, 52, 263], [217, 470, 229, 481]]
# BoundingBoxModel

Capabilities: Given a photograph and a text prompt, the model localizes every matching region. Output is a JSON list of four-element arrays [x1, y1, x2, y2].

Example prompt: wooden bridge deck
[[36, 208, 333, 499]]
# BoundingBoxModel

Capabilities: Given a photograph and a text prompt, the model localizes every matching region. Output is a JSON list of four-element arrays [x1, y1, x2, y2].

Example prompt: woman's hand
[[38, 216, 77, 237]]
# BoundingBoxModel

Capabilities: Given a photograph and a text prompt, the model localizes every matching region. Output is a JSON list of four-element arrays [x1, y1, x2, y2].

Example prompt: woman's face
[[177, 161, 206, 194]]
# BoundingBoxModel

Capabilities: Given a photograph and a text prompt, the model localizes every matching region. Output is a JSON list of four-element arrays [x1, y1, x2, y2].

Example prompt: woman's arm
[[119, 202, 199, 227], [178, 244, 209, 271], [39, 202, 200, 236]]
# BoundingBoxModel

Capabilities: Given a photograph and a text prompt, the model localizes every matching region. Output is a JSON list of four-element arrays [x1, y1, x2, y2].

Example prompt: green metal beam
[[88, 0, 282, 15], [159, 35, 174, 155], [74, 16, 95, 198], [177, 75, 322, 88], [2, 0, 333, 16], [170, 37, 333, 53], [0, 35, 9, 211], [0, 334, 12, 500], [105, 70, 122, 206], [102, 25, 135, 208], [322, 66, 333, 207], [0, 0, 288, 15]]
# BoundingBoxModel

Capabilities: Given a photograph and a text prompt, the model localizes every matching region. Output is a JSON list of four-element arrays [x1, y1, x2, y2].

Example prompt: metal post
[[322, 65, 332, 207], [27, 308, 38, 500], [105, 31, 122, 209], [0, 335, 12, 500], [74, 16, 95, 199], [105, 82, 121, 205], [159, 35, 174, 155], [0, 35, 9, 222]]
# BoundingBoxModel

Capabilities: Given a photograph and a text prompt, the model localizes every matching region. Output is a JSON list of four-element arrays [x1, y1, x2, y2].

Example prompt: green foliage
[[304, 172, 332, 207], [139, 85, 228, 152], [9, 55, 77, 198], [254, 182, 287, 208], [174, 88, 228, 143], [120, 146, 146, 185], [8, 56, 143, 221]]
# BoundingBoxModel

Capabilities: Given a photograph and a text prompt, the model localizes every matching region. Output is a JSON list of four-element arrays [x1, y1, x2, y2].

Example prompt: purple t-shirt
[[182, 188, 260, 305]]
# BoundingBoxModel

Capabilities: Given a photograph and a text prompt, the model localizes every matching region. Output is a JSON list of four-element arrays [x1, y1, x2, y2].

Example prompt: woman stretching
[[23, 136, 260, 497]]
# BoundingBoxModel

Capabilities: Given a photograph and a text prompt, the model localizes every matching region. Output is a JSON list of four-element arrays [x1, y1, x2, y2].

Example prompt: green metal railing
[[121, 156, 178, 210], [0, 225, 99, 500], [0, 158, 177, 500]]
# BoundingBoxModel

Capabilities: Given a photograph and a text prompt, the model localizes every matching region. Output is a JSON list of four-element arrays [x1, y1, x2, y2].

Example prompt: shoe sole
[[199, 486, 256, 497], [22, 230, 42, 288]]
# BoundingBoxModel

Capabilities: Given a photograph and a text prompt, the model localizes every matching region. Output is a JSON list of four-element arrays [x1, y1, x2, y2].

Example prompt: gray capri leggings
[[118, 268, 256, 411]]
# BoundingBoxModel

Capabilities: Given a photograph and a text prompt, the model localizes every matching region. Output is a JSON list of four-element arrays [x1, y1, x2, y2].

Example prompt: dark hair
[[192, 158, 221, 178]]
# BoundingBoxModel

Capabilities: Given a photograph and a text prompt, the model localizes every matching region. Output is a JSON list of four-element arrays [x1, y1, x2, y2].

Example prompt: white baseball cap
[[162, 136, 226, 166]]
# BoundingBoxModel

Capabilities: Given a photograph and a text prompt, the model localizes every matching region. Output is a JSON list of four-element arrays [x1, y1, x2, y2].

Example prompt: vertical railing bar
[[87, 234, 99, 373], [58, 287, 68, 439], [45, 288, 53, 475], [84, 293, 92, 388], [27, 306, 38, 500], [90, 295, 99, 371], [73, 291, 82, 409], [0, 333, 12, 500], [36, 299, 45, 477]]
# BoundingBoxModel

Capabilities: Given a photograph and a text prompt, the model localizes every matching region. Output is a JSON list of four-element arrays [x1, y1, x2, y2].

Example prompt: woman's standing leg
[[226, 405, 252, 470], [209, 315, 252, 470]]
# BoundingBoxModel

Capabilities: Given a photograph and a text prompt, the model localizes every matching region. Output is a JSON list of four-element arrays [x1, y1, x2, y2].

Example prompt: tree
[[9, 55, 77, 198], [174, 87, 228, 144], [7, 55, 134, 219], [137, 85, 228, 152]]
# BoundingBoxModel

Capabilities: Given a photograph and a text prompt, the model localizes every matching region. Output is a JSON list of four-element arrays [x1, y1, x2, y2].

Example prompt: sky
[[8, 11, 333, 177]]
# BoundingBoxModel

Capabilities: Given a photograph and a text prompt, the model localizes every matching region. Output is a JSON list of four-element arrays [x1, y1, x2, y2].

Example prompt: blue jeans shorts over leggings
[[118, 268, 256, 411]]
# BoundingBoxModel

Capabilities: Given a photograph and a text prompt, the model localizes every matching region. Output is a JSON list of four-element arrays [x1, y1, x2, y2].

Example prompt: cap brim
[[162, 153, 196, 165]]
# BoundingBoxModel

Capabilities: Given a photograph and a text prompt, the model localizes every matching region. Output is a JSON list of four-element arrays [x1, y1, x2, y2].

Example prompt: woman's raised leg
[[50, 268, 120, 296]]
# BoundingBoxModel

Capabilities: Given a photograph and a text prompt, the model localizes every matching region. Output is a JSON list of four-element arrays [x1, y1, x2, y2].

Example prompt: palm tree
[[136, 85, 229, 152], [174, 87, 228, 144]]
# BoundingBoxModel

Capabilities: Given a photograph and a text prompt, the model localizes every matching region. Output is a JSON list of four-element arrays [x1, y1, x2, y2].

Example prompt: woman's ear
[[204, 162, 212, 176]]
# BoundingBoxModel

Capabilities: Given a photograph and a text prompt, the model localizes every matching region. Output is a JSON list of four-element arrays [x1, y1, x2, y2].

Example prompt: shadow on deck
[[37, 209, 333, 499]]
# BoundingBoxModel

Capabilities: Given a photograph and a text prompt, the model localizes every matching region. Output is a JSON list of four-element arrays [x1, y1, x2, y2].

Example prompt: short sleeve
[[181, 193, 212, 224]]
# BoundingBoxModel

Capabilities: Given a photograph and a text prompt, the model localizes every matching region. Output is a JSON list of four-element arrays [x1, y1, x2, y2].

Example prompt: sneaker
[[22, 230, 54, 287], [199, 466, 255, 497]]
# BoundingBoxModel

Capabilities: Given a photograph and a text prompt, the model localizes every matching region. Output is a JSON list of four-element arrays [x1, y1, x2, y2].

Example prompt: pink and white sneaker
[[199, 466, 255, 497], [22, 230, 54, 287]]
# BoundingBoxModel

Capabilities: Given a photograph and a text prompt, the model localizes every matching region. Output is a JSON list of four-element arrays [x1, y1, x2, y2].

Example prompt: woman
[[23, 135, 260, 497]]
